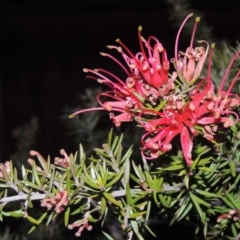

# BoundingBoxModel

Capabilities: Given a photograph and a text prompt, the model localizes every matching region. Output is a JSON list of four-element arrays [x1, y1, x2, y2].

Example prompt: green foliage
[[10, 117, 39, 168], [1, 122, 240, 239]]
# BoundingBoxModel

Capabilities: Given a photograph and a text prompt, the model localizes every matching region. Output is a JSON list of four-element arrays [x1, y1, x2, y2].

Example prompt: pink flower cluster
[[41, 189, 69, 213], [71, 14, 240, 165], [0, 161, 10, 178]]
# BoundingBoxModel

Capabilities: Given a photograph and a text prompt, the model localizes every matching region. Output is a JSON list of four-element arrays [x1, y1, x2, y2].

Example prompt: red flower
[[70, 28, 174, 126], [192, 48, 240, 130], [111, 26, 170, 89], [71, 14, 239, 167], [141, 106, 198, 165], [141, 47, 239, 165]]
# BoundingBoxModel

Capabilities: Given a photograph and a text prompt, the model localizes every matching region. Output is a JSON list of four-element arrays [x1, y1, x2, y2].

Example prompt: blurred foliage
[[210, 41, 240, 92], [166, 0, 212, 41], [10, 117, 39, 168], [62, 88, 107, 155]]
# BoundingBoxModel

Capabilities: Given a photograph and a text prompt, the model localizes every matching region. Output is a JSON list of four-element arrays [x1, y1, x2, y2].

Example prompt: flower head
[[115, 26, 170, 88], [141, 109, 196, 165], [172, 13, 209, 85], [71, 14, 239, 166], [70, 28, 175, 126]]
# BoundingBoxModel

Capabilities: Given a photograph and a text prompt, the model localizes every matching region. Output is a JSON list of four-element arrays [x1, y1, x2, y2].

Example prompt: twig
[[0, 193, 46, 203]]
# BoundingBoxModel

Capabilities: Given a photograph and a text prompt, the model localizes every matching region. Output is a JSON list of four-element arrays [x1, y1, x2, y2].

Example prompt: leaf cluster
[[0, 120, 239, 239]]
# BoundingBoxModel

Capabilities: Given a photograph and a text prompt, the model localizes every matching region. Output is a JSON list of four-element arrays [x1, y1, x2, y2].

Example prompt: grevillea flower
[[172, 13, 209, 85], [70, 27, 175, 126], [141, 109, 196, 165], [191, 47, 240, 132], [115, 26, 170, 89], [141, 45, 239, 165], [71, 14, 239, 166]]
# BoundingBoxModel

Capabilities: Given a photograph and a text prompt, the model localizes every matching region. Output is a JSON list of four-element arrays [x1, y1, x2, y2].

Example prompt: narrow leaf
[[103, 193, 122, 209], [64, 206, 71, 226]]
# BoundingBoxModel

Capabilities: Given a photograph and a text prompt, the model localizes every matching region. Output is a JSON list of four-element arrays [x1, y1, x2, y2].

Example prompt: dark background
[[0, 0, 239, 163]]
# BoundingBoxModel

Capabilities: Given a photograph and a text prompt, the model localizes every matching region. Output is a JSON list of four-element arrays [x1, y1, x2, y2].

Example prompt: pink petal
[[180, 127, 193, 165]]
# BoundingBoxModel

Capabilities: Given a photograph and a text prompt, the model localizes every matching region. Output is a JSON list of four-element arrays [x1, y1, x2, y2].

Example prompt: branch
[[0, 193, 46, 203]]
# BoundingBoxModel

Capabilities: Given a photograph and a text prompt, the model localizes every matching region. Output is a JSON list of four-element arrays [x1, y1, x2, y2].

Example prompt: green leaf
[[64, 206, 70, 226], [203, 222, 208, 238], [26, 191, 33, 208], [103, 193, 122, 209], [195, 189, 217, 198], [126, 183, 132, 206], [87, 213, 99, 223], [111, 135, 119, 153], [183, 175, 189, 189], [145, 201, 151, 222], [131, 220, 144, 240], [113, 134, 123, 157], [39, 211, 48, 222], [27, 215, 39, 224], [4, 209, 23, 219], [198, 158, 211, 166], [107, 129, 113, 148], [123, 157, 130, 186], [221, 196, 235, 209], [193, 194, 211, 208], [154, 99, 167, 111], [0, 184, 10, 188], [144, 224, 156, 237], [101, 197, 107, 215], [198, 167, 219, 172], [229, 173, 240, 191], [153, 191, 159, 205], [36, 153, 50, 176], [145, 171, 153, 187], [46, 212, 55, 226], [83, 177, 100, 190], [225, 192, 240, 209], [32, 162, 41, 187], [102, 231, 115, 240], [190, 146, 211, 170], [79, 144, 85, 164], [141, 156, 150, 172], [121, 146, 132, 164], [231, 222, 238, 236], [230, 161, 236, 177], [28, 226, 37, 234], [163, 164, 184, 171], [174, 196, 190, 220], [158, 194, 169, 208], [189, 192, 202, 220], [105, 171, 123, 188], [132, 162, 145, 180], [21, 165, 26, 178], [48, 167, 55, 194], [20, 180, 39, 190], [13, 167, 18, 187], [129, 211, 147, 219], [66, 168, 71, 197], [69, 161, 77, 180], [178, 201, 193, 221]]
